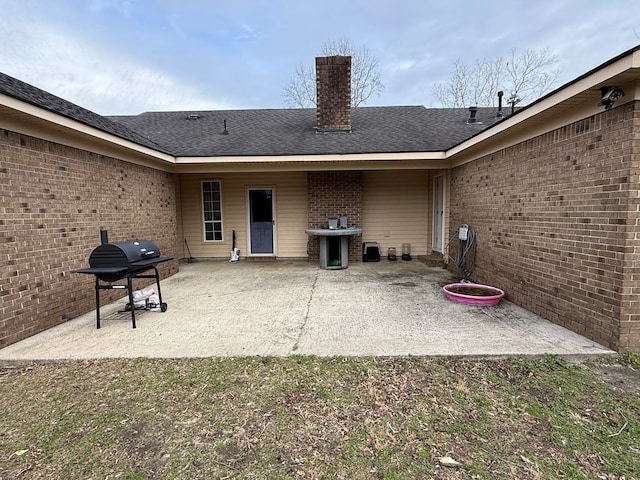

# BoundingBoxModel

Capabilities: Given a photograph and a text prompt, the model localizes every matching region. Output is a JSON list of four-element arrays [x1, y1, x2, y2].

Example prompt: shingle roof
[[108, 106, 508, 157], [0, 72, 170, 154], [1, 70, 510, 158]]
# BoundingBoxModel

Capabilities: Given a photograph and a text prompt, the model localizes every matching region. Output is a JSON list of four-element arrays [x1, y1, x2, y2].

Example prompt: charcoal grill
[[74, 234, 173, 328]]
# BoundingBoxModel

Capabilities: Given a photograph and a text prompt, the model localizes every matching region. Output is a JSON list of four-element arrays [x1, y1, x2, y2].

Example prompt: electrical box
[[459, 224, 469, 241]]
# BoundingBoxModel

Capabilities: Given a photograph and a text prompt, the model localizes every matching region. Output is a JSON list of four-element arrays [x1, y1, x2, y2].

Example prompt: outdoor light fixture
[[599, 86, 624, 110]]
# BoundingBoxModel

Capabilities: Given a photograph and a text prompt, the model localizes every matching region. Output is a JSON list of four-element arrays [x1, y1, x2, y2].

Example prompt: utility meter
[[459, 224, 469, 241]]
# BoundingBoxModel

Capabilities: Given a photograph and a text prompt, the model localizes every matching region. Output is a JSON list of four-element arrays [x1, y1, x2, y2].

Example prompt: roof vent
[[496, 91, 504, 118], [467, 106, 481, 124], [187, 113, 201, 120]]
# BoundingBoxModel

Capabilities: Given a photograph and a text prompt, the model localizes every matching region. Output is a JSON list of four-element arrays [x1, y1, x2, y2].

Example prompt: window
[[202, 180, 223, 241]]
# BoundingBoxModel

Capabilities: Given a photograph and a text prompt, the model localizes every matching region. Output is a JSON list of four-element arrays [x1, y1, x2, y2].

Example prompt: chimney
[[315, 55, 351, 132], [496, 91, 504, 117], [467, 106, 478, 123]]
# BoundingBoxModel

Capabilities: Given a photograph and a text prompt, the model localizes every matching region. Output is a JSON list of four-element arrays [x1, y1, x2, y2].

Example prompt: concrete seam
[[292, 269, 318, 352]]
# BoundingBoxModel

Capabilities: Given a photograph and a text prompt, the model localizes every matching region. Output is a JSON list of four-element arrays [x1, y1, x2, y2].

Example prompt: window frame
[[201, 180, 223, 242]]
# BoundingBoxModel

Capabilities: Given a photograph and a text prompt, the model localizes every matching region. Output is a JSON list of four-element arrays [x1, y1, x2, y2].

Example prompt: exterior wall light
[[599, 86, 624, 110]]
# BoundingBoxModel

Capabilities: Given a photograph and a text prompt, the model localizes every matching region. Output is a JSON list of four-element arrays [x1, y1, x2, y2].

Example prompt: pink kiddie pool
[[442, 283, 505, 306]]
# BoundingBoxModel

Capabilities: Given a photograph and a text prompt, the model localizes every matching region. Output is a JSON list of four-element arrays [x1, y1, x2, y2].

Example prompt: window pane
[[202, 181, 222, 242]]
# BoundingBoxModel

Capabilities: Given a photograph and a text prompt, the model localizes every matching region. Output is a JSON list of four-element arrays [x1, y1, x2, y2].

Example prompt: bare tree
[[433, 48, 560, 108], [283, 37, 385, 108]]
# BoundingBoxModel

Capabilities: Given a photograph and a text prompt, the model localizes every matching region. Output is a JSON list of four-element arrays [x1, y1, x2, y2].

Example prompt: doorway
[[248, 188, 275, 255], [432, 174, 445, 252]]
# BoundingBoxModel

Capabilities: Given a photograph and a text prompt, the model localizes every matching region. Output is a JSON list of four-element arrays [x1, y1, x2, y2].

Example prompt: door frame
[[432, 173, 445, 253], [246, 187, 277, 256]]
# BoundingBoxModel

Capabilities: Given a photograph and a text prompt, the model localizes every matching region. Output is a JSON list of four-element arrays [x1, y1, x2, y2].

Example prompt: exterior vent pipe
[[467, 106, 478, 123], [497, 91, 504, 117]]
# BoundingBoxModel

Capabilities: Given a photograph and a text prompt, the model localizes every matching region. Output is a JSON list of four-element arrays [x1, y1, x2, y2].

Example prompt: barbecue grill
[[74, 233, 173, 328]]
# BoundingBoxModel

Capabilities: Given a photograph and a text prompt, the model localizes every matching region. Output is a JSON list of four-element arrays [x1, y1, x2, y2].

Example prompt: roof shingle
[[0, 72, 170, 154], [1, 71, 510, 158], [108, 106, 507, 157]]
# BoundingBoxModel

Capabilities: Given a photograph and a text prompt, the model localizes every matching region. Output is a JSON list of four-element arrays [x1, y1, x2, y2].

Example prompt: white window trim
[[201, 179, 224, 243]]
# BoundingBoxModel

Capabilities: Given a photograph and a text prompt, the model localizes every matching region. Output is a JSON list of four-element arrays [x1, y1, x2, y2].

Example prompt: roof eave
[[447, 44, 640, 163], [173, 151, 449, 173], [0, 93, 176, 168]]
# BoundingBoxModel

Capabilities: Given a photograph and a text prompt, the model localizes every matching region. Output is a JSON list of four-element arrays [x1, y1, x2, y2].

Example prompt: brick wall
[[316, 56, 352, 131], [0, 129, 179, 348], [448, 101, 640, 352], [307, 171, 362, 263]]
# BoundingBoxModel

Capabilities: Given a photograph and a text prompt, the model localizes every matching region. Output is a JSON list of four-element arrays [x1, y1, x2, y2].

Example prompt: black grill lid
[[74, 237, 172, 283], [89, 240, 161, 269]]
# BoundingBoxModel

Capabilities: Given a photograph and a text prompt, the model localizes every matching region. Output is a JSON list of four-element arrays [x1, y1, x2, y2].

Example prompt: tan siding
[[179, 172, 307, 258], [274, 174, 308, 257], [362, 171, 430, 257]]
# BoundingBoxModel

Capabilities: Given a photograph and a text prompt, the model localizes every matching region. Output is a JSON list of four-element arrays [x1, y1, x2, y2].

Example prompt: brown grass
[[1, 355, 638, 479]]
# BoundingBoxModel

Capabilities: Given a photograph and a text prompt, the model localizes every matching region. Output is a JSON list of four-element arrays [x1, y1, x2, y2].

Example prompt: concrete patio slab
[[0, 260, 614, 361]]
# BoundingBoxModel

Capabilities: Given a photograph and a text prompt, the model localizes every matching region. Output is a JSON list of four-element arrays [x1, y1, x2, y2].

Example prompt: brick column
[[307, 171, 362, 263]]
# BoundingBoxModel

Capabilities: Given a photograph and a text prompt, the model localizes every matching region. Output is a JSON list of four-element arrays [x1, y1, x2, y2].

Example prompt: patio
[[0, 260, 613, 361]]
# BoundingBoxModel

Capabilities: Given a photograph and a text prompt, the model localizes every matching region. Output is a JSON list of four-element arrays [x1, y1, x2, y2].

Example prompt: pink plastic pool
[[442, 283, 505, 306]]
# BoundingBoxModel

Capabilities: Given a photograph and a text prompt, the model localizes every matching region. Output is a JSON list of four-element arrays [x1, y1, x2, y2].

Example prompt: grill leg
[[95, 276, 101, 329], [152, 266, 163, 305], [127, 275, 136, 328]]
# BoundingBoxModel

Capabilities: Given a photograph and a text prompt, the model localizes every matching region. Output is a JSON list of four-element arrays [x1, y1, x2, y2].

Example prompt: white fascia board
[[175, 151, 446, 164], [0, 93, 175, 164]]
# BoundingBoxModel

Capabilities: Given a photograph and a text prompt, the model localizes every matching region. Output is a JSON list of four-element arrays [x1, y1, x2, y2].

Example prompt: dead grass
[[1, 355, 639, 479]]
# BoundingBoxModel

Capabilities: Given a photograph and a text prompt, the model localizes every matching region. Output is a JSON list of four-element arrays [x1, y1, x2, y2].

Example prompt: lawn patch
[[1, 356, 638, 479]]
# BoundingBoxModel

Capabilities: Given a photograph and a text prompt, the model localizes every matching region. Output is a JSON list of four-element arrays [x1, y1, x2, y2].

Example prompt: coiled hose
[[448, 225, 476, 278]]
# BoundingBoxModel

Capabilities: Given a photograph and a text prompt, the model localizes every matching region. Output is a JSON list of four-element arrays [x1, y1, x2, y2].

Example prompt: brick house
[[1, 47, 639, 352]]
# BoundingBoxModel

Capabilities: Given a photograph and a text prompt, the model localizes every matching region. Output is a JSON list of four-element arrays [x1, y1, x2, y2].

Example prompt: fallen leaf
[[10, 449, 28, 458], [439, 456, 461, 467], [520, 455, 534, 465]]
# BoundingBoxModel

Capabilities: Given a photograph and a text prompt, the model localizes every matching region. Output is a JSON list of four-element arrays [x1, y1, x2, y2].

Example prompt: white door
[[432, 174, 445, 252], [248, 188, 276, 255]]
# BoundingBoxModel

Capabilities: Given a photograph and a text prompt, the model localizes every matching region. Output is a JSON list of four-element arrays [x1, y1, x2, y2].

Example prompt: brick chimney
[[315, 55, 351, 132]]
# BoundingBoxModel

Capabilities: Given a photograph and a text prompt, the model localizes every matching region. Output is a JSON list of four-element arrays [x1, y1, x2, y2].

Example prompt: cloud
[[0, 17, 231, 114], [1, 0, 639, 113], [88, 0, 133, 17], [234, 23, 258, 43]]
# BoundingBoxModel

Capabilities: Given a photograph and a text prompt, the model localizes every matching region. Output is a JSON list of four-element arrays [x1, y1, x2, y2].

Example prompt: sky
[[0, 0, 638, 115]]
